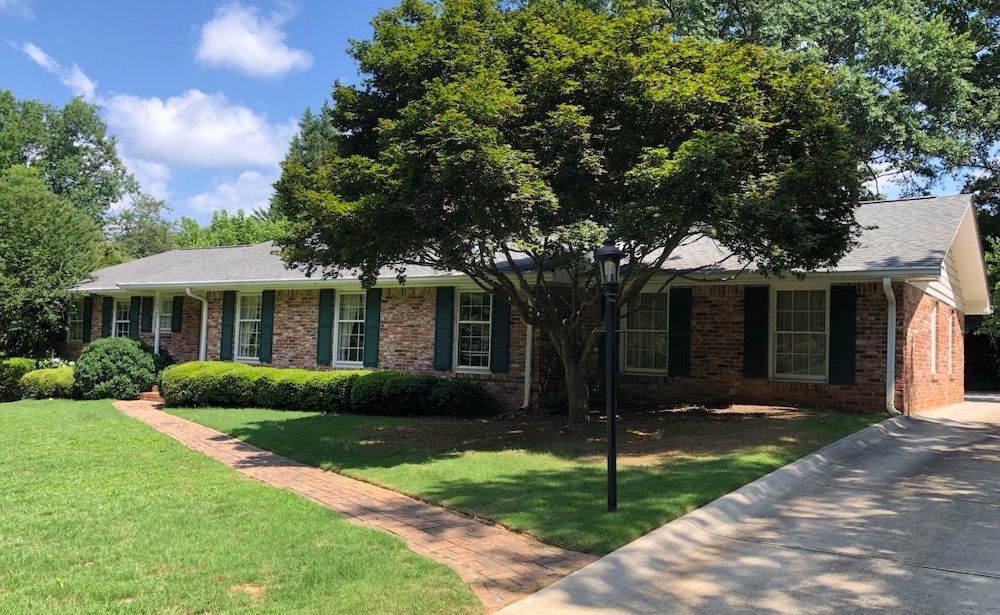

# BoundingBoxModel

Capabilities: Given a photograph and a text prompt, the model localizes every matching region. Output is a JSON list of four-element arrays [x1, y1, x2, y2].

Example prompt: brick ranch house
[[61, 194, 990, 415]]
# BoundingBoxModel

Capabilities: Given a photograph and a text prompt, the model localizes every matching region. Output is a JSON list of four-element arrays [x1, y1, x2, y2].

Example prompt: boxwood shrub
[[0, 358, 36, 401], [20, 366, 75, 399], [160, 362, 493, 417], [73, 337, 157, 400]]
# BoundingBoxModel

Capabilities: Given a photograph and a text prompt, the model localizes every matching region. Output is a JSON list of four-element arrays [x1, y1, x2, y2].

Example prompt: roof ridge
[[173, 242, 271, 252], [859, 193, 969, 205]]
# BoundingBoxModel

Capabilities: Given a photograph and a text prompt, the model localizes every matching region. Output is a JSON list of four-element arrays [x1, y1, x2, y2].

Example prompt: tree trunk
[[562, 348, 592, 425]]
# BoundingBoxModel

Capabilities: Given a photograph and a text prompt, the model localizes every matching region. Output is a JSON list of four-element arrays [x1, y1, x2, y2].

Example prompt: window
[[773, 289, 827, 379], [236, 294, 262, 360], [335, 293, 366, 364], [930, 300, 938, 374], [456, 291, 491, 369], [159, 297, 173, 332], [113, 299, 131, 338], [68, 300, 84, 342], [623, 292, 668, 372]]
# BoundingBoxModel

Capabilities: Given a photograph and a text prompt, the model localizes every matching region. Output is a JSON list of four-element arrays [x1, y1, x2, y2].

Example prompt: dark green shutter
[[259, 290, 275, 362], [317, 289, 334, 365], [743, 286, 769, 378], [101, 297, 113, 338], [171, 296, 184, 332], [82, 297, 93, 343], [140, 297, 153, 333], [668, 288, 692, 376], [220, 291, 236, 360], [490, 297, 511, 373], [829, 285, 857, 384], [433, 287, 454, 370], [362, 288, 381, 367], [128, 296, 140, 339]]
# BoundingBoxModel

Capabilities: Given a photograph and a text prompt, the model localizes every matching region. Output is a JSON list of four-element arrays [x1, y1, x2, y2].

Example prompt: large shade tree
[[274, 0, 863, 423], [0, 167, 103, 357]]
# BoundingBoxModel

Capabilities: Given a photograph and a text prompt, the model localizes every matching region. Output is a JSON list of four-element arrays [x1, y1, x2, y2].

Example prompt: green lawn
[[168, 405, 883, 554], [0, 400, 481, 615]]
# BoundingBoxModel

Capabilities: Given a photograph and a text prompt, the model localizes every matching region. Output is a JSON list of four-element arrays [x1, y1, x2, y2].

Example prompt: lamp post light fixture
[[595, 239, 624, 512]]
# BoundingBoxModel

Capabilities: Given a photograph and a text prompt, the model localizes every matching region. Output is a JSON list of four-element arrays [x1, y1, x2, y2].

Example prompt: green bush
[[431, 378, 494, 417], [0, 358, 36, 401], [73, 337, 157, 400], [20, 366, 75, 399], [160, 362, 362, 413], [138, 340, 176, 383]]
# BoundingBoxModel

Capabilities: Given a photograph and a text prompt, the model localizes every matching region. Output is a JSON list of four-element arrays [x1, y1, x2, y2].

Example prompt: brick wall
[[900, 284, 965, 412]]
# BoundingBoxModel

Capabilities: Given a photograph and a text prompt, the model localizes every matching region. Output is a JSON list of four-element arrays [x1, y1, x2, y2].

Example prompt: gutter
[[185, 287, 209, 362], [882, 278, 903, 416], [521, 324, 534, 409]]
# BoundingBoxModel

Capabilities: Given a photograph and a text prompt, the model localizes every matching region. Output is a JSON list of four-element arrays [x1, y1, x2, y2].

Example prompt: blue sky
[[1, 0, 398, 223]]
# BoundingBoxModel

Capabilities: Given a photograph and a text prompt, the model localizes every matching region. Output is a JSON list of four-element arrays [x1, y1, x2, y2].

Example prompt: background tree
[[274, 0, 862, 423], [0, 90, 134, 222], [173, 210, 282, 249], [0, 166, 103, 357], [104, 193, 176, 260]]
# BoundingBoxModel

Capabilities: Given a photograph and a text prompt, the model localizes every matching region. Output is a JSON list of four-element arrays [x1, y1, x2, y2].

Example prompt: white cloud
[[18, 42, 97, 101], [0, 0, 33, 18], [185, 170, 276, 213], [104, 89, 297, 168], [195, 2, 312, 78]]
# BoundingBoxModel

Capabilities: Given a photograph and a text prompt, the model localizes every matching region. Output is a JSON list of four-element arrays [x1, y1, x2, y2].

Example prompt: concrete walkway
[[114, 400, 597, 611], [500, 396, 1000, 615]]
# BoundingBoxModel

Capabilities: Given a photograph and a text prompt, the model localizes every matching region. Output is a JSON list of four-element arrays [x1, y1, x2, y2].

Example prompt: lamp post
[[595, 239, 623, 512]]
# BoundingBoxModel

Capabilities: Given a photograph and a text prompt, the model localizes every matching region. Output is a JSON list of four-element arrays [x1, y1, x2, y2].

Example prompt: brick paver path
[[114, 400, 598, 611]]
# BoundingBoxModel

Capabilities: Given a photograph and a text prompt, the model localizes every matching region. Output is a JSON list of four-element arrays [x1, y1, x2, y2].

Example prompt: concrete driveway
[[501, 395, 1000, 614]]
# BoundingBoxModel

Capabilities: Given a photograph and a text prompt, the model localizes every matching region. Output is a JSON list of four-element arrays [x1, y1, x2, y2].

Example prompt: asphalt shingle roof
[[76, 194, 972, 292]]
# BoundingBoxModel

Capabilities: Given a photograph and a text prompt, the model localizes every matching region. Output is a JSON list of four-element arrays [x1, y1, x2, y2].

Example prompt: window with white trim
[[68, 300, 84, 342], [456, 291, 491, 369], [622, 292, 668, 372], [113, 299, 131, 338], [236, 294, 262, 360], [773, 289, 827, 379], [335, 292, 366, 364], [930, 300, 938, 374], [159, 297, 173, 332]]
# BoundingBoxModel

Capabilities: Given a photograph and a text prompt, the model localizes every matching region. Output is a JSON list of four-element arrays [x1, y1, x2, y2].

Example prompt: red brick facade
[[59, 279, 965, 415]]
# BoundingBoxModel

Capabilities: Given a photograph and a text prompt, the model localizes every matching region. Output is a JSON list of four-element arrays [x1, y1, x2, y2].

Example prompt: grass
[[0, 400, 482, 615], [168, 404, 884, 555]]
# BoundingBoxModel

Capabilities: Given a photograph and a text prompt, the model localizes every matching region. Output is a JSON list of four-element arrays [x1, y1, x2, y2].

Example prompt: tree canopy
[[173, 210, 283, 249], [274, 0, 863, 422], [0, 90, 133, 222], [0, 166, 103, 358]]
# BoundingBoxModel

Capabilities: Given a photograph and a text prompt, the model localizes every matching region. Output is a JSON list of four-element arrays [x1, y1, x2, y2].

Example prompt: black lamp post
[[595, 239, 623, 512]]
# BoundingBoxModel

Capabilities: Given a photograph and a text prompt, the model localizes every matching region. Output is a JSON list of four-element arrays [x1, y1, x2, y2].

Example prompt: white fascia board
[[949, 204, 992, 315]]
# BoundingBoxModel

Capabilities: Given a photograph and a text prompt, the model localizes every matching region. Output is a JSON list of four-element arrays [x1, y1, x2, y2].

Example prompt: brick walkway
[[114, 400, 598, 611]]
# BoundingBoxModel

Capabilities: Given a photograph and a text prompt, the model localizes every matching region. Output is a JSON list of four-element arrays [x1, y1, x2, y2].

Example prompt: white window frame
[[621, 291, 670, 374], [930, 300, 938, 375], [113, 299, 131, 338], [454, 289, 492, 371], [68, 299, 85, 343], [158, 296, 174, 333], [235, 293, 263, 362], [334, 292, 366, 366], [769, 285, 830, 382]]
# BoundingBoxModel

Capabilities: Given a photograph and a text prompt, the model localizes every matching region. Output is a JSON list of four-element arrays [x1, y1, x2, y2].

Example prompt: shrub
[[20, 366, 75, 399], [0, 358, 36, 401], [73, 337, 157, 400], [138, 340, 176, 383], [160, 362, 362, 413], [350, 371, 438, 416], [431, 378, 494, 417]]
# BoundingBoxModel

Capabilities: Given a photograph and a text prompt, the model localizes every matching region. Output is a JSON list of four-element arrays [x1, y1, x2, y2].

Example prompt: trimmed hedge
[[20, 366, 75, 399], [160, 362, 494, 417], [73, 337, 157, 400], [0, 358, 36, 401]]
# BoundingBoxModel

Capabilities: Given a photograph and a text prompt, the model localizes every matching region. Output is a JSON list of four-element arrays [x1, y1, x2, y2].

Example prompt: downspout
[[882, 278, 903, 416], [521, 324, 534, 409], [153, 291, 161, 355], [185, 287, 208, 362]]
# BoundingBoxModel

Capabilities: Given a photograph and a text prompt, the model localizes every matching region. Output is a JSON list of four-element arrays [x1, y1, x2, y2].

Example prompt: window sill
[[455, 367, 491, 375], [333, 363, 365, 370], [770, 376, 828, 384]]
